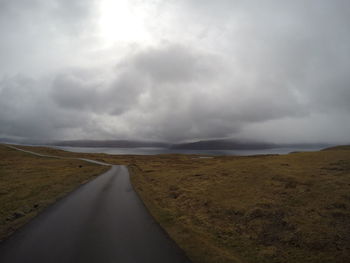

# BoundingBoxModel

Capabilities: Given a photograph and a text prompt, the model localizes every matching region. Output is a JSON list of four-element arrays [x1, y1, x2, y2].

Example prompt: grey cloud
[[52, 0, 96, 30], [2, 40, 348, 142], [51, 68, 144, 116], [107, 72, 145, 115], [0, 0, 97, 77], [132, 45, 215, 83], [168, 1, 350, 114], [0, 0, 95, 31], [100, 45, 309, 141], [52, 74, 100, 111], [1, 1, 350, 143], [0, 75, 101, 139]]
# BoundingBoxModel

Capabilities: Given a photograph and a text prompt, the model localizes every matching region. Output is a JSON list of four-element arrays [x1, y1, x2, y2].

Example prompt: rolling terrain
[[1, 144, 350, 262]]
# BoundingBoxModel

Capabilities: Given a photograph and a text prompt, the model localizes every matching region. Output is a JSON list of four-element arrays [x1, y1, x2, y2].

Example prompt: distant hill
[[170, 139, 277, 150], [0, 137, 331, 150], [322, 145, 350, 151], [170, 139, 329, 150], [51, 139, 329, 150]]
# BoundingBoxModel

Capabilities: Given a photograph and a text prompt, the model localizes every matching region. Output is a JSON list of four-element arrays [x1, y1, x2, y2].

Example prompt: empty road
[[0, 147, 191, 263]]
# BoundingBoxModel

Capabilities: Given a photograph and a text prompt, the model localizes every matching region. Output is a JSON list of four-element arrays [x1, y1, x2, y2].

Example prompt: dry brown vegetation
[[8, 144, 350, 263], [0, 144, 109, 241]]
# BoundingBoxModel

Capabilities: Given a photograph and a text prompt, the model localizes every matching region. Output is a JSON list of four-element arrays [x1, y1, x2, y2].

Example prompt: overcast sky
[[0, 0, 350, 143]]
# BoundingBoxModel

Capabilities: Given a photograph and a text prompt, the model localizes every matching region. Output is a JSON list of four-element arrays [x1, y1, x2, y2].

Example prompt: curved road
[[0, 146, 191, 263]]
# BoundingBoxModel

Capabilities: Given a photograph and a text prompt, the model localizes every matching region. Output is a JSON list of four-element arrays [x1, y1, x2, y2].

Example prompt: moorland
[[1, 144, 349, 262]]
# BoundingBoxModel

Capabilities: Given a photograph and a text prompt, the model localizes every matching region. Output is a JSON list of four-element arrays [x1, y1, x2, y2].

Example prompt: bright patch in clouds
[[98, 0, 152, 45]]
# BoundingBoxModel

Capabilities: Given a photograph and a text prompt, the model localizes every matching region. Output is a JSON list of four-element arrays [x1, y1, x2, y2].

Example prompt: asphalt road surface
[[0, 147, 191, 263]]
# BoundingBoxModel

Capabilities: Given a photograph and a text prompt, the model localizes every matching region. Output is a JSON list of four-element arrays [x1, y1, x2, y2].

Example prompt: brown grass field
[[0, 144, 109, 241], [2, 144, 350, 262]]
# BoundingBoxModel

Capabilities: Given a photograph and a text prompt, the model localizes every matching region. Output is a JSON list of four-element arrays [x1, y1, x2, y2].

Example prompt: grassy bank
[[129, 149, 350, 263], [0, 144, 109, 241], [8, 144, 350, 262]]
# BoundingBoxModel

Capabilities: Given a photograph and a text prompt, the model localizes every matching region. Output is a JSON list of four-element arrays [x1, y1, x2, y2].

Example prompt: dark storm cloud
[[0, 0, 350, 143]]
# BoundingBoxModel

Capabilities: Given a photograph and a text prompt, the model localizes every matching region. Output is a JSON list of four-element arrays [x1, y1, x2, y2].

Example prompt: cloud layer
[[1, 0, 350, 143]]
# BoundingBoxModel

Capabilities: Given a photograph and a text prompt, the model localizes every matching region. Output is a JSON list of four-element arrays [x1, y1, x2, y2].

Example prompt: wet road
[[0, 147, 191, 263]]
